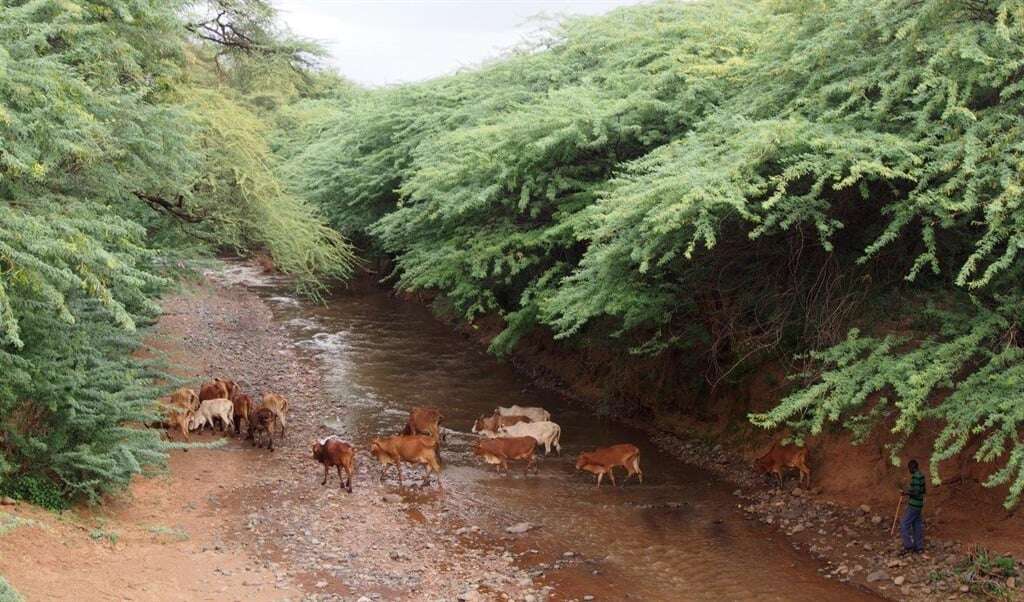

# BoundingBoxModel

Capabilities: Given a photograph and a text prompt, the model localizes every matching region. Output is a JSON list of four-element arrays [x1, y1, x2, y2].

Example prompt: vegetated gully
[[225, 264, 876, 601]]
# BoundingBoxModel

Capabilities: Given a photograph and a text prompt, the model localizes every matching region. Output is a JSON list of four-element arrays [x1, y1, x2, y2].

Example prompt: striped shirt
[[908, 470, 926, 508]]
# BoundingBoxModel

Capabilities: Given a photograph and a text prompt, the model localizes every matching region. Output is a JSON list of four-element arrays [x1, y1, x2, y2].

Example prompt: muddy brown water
[[220, 264, 877, 601]]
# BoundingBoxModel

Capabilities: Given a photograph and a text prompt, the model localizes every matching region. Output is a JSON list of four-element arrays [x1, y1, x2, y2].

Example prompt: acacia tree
[[294, 0, 1024, 506], [0, 0, 352, 505]]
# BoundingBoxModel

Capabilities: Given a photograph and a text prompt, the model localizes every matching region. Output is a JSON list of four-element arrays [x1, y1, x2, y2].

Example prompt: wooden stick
[[890, 495, 903, 537]]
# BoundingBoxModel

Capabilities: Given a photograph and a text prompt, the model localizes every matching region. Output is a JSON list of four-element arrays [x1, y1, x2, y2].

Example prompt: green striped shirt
[[908, 470, 926, 508]]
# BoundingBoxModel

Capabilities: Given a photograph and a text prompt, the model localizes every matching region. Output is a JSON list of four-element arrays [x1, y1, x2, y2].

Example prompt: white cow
[[496, 405, 550, 423], [497, 421, 562, 455], [189, 398, 234, 433]]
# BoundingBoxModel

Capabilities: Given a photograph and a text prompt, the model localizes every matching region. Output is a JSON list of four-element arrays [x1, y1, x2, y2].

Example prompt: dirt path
[[0, 273, 532, 602]]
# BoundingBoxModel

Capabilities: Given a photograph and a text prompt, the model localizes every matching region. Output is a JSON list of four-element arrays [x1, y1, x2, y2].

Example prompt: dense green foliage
[[286, 0, 1024, 505], [0, 0, 353, 504]]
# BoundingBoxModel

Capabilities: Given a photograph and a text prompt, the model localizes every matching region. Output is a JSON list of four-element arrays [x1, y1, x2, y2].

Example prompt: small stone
[[0, 497, 16, 505], [790, 524, 805, 534], [357, 597, 372, 602], [583, 596, 595, 601], [505, 522, 535, 534], [315, 581, 328, 588], [859, 504, 871, 514], [960, 585, 970, 593], [870, 515, 883, 525], [894, 576, 905, 586], [866, 570, 890, 583], [562, 551, 575, 558]]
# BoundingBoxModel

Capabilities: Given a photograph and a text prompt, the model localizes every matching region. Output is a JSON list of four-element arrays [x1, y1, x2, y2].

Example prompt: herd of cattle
[[158, 378, 644, 492], [160, 377, 810, 494]]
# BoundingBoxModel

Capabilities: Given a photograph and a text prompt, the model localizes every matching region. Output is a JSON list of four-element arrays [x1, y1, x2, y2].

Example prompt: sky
[[272, 0, 648, 86]]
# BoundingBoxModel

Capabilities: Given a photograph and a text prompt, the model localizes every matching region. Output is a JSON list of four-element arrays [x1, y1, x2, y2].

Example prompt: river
[[223, 263, 876, 602]]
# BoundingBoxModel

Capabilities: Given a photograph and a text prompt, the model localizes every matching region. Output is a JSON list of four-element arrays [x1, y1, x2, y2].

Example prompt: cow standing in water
[[576, 444, 643, 487]]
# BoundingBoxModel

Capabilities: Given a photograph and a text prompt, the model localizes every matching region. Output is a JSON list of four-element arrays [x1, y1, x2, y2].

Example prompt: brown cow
[[312, 436, 356, 493], [401, 407, 444, 441], [755, 443, 810, 487], [370, 434, 442, 489], [575, 444, 643, 488], [160, 403, 193, 441], [250, 407, 278, 451], [261, 393, 289, 438], [233, 393, 254, 436], [198, 380, 226, 402], [169, 387, 200, 412], [473, 436, 538, 477], [471, 413, 531, 436]]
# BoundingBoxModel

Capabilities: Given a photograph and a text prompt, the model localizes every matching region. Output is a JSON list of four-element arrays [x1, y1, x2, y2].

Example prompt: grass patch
[[0, 513, 32, 536], [147, 525, 189, 543], [955, 546, 1019, 600]]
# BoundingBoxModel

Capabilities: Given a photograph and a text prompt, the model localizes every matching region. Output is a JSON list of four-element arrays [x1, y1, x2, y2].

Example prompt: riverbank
[[0, 270, 536, 601], [445, 310, 1024, 601]]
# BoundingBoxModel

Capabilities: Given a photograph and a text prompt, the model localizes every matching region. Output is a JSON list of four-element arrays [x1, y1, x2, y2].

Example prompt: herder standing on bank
[[900, 459, 926, 555]]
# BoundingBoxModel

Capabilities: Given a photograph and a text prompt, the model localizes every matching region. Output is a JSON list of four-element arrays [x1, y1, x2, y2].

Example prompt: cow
[[496, 405, 550, 423], [575, 444, 643, 488], [496, 421, 561, 455], [401, 406, 444, 441], [312, 436, 356, 493], [169, 387, 200, 412], [189, 398, 234, 434], [370, 434, 442, 489], [250, 407, 279, 451], [199, 378, 239, 402], [755, 442, 810, 487], [160, 402, 193, 441], [232, 393, 255, 436], [471, 413, 531, 436], [472, 436, 538, 477], [261, 392, 289, 438]]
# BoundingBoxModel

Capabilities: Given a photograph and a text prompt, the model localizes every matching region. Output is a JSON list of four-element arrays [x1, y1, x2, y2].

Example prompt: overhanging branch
[[134, 192, 206, 224]]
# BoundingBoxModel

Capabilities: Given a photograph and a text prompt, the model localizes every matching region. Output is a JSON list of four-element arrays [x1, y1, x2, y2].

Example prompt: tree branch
[[133, 192, 206, 224]]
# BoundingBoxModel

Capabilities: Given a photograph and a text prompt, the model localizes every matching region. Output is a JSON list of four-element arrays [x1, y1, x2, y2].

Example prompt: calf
[[189, 398, 234, 434], [161, 403, 193, 441], [233, 393, 254, 436], [169, 387, 200, 412], [575, 444, 643, 488], [473, 436, 538, 477], [261, 392, 289, 438], [312, 436, 356, 493], [370, 434, 442, 489], [250, 407, 278, 451], [402, 406, 444, 441], [497, 420, 562, 455], [496, 405, 550, 423], [471, 413, 531, 436], [755, 442, 810, 487]]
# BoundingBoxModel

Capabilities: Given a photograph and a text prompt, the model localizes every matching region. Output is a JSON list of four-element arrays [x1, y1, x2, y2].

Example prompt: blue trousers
[[900, 505, 924, 551]]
